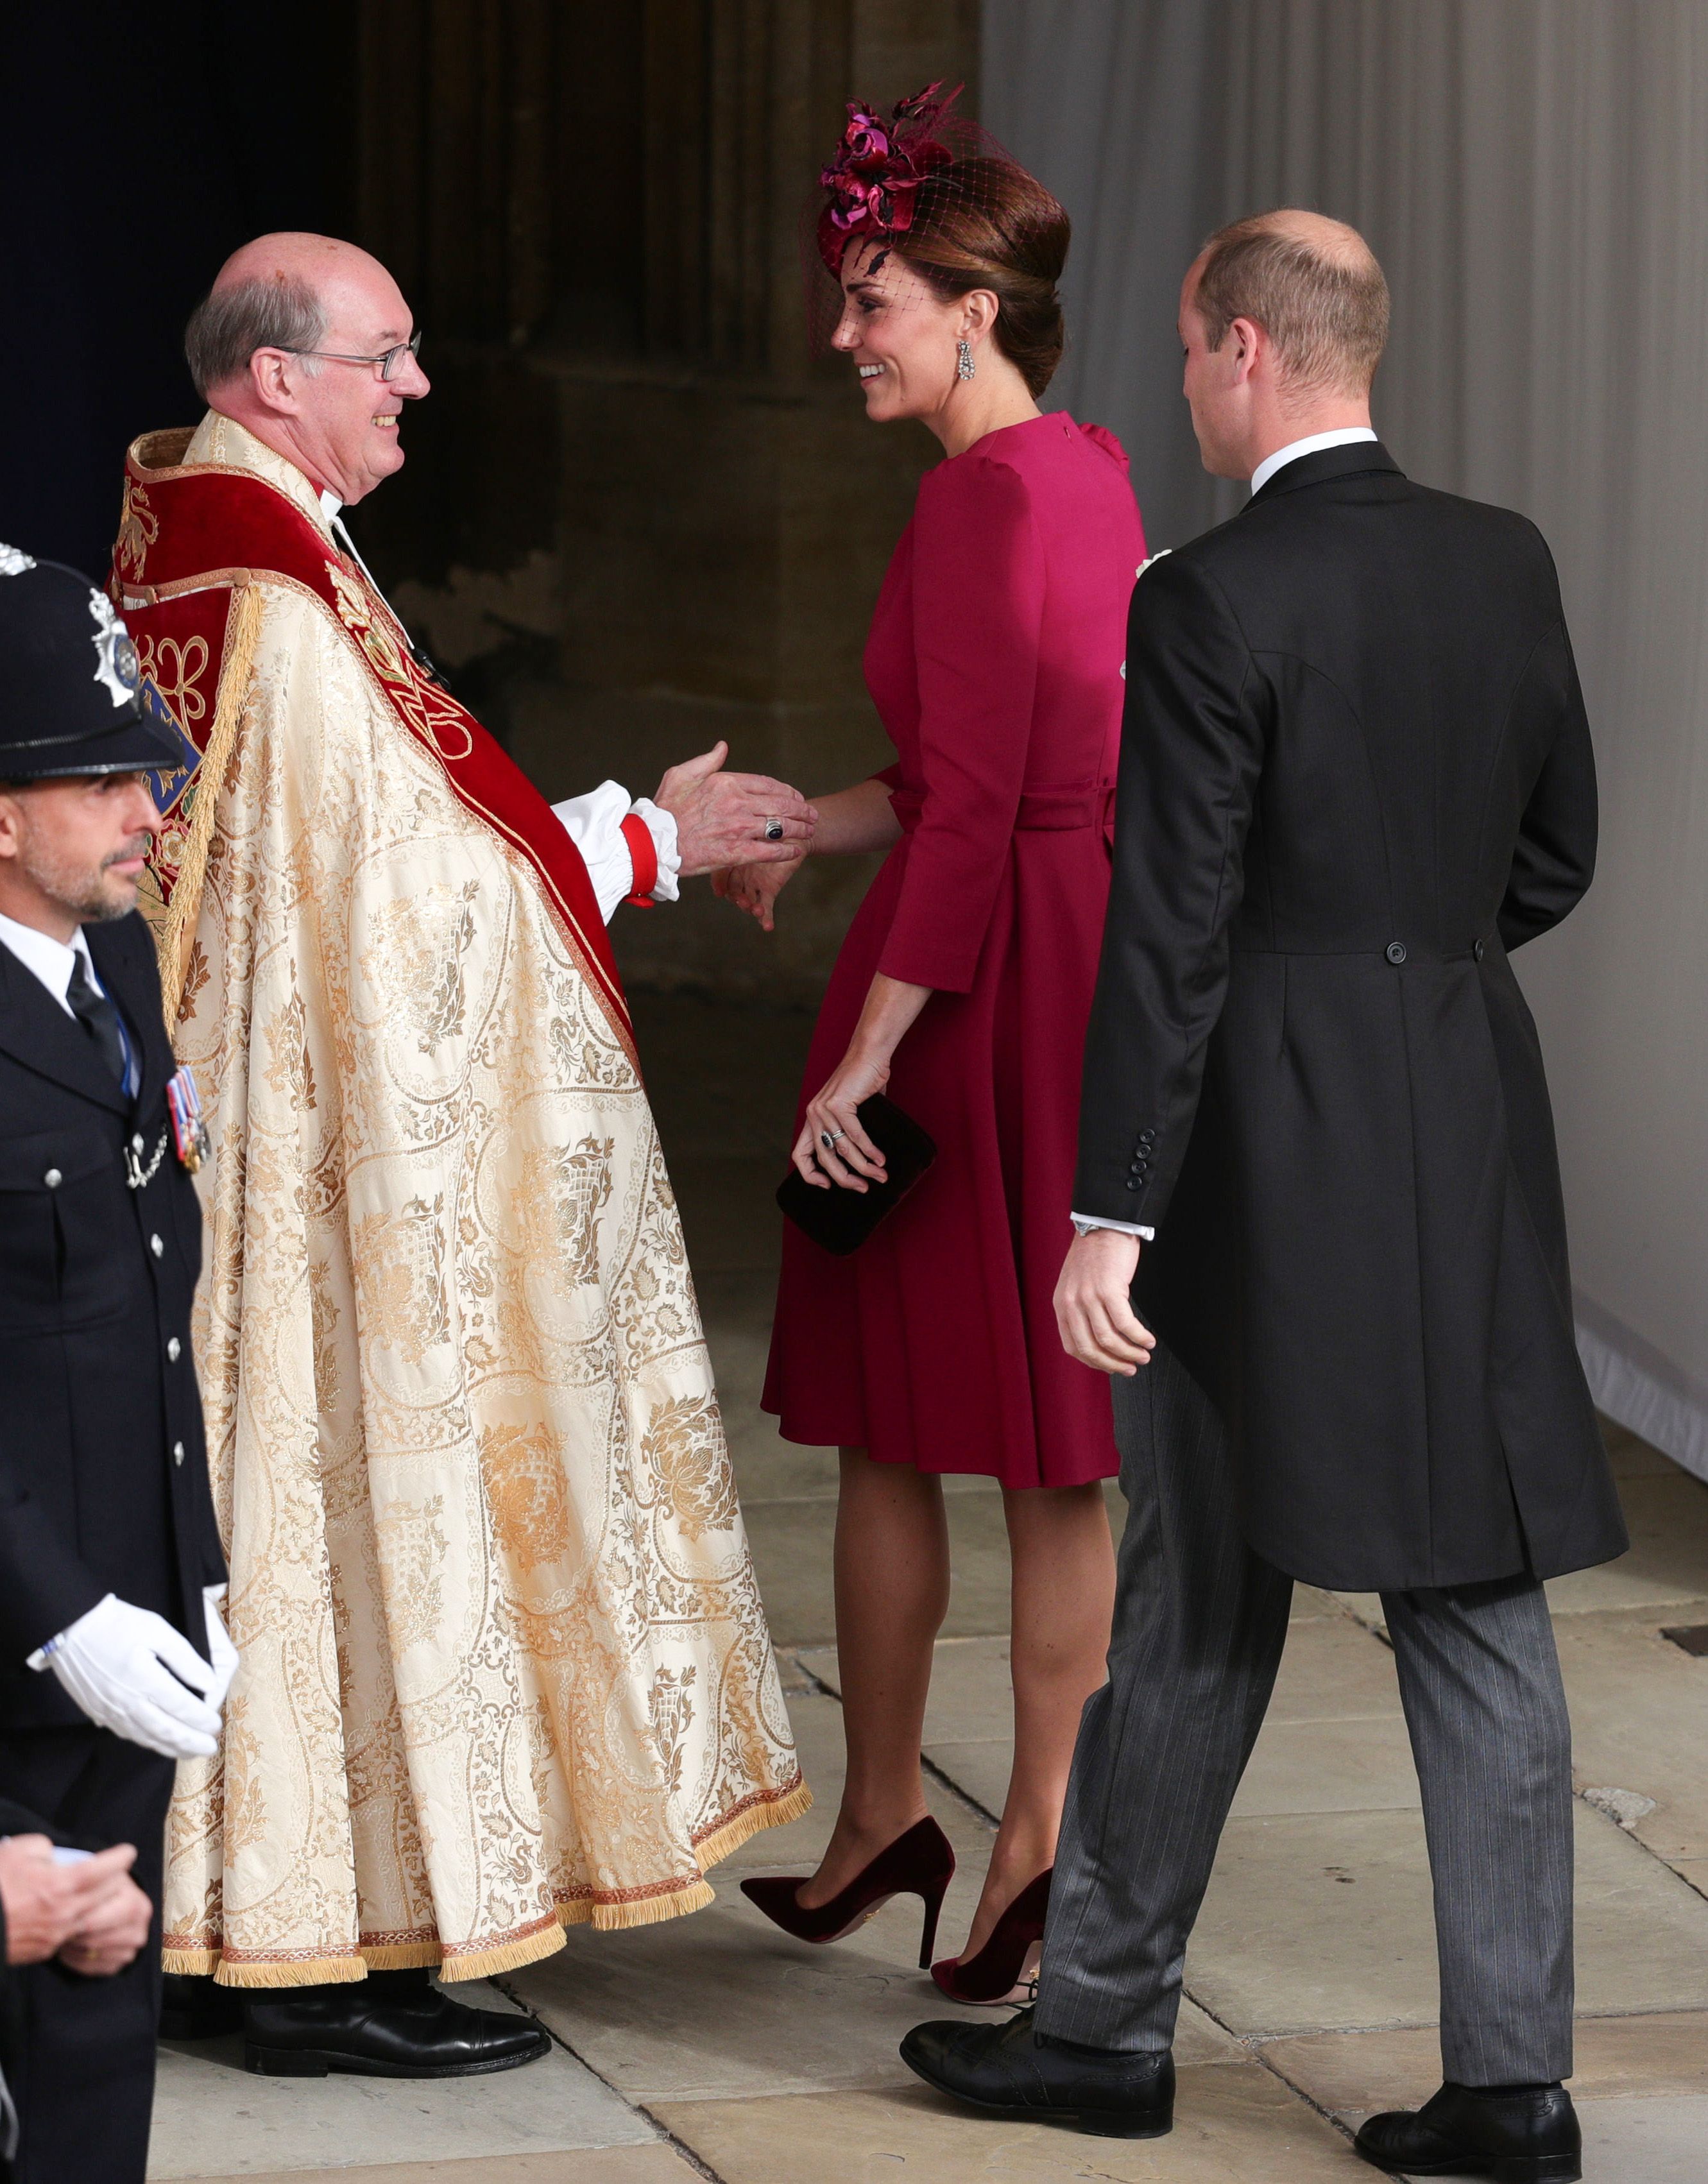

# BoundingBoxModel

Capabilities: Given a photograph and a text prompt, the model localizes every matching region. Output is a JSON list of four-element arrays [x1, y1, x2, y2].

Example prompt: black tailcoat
[[0, 910, 225, 1723], [1077, 443, 1626, 1591]]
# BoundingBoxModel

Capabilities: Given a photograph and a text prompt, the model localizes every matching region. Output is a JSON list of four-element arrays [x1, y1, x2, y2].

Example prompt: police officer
[[0, 547, 233, 2184]]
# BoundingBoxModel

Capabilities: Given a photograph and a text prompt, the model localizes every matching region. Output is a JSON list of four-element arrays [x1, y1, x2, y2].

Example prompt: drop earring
[[956, 338, 976, 381]]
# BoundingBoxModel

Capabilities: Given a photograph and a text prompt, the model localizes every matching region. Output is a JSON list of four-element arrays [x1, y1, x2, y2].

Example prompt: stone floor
[[149, 992, 1708, 2182]]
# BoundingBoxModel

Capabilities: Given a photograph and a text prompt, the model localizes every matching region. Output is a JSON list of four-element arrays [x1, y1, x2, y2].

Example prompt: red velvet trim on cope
[[620, 810, 659, 906]]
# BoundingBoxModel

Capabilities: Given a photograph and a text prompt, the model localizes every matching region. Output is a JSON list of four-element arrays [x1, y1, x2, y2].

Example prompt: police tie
[[66, 951, 128, 1086]]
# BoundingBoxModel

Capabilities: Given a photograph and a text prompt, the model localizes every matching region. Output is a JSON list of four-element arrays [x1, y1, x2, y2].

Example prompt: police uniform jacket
[[1075, 441, 1628, 1594], [0, 910, 225, 1727]]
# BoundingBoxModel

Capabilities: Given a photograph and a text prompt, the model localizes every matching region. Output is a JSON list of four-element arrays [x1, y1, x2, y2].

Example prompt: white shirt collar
[[1250, 427, 1379, 497], [319, 488, 342, 525], [0, 910, 95, 1016]]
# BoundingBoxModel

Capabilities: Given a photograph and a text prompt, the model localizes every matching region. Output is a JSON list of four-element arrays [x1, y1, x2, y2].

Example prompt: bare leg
[[954, 1481, 1116, 1962], [795, 1448, 952, 1907]]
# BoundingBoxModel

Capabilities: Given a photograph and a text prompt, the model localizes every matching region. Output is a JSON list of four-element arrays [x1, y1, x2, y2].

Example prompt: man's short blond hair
[[1193, 210, 1389, 395]]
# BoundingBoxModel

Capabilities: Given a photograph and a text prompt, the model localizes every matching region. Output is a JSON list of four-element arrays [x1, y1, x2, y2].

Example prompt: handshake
[[651, 742, 814, 934]]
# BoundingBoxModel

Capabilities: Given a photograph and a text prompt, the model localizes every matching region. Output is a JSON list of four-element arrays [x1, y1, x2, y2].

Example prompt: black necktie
[[66, 951, 128, 1086]]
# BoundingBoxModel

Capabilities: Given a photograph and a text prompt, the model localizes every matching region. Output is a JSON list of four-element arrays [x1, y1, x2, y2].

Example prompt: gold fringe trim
[[168, 1777, 812, 1977], [695, 1779, 814, 1873], [158, 579, 259, 1030], [579, 1879, 716, 1933], [436, 1920, 568, 1984], [211, 1954, 368, 1992], [358, 1941, 447, 1972]]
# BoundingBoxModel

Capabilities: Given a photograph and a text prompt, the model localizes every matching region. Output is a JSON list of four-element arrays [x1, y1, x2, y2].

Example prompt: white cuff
[[551, 783, 681, 922], [628, 796, 681, 905], [1072, 1213, 1156, 1241]]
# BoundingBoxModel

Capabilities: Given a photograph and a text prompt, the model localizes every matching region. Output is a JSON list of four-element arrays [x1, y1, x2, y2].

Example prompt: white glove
[[34, 1595, 222, 1759], [202, 1585, 239, 1709]]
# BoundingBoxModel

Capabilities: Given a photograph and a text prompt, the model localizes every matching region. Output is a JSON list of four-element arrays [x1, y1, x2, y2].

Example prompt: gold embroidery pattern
[[160, 416, 805, 1986], [115, 477, 158, 581], [138, 631, 210, 726]]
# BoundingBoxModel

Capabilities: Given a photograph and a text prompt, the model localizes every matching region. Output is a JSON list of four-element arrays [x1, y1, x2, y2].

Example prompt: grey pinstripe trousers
[[1034, 1346, 1575, 2085]]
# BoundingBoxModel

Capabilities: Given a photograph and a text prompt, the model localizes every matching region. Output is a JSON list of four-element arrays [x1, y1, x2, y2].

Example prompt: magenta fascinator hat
[[814, 80, 962, 275]]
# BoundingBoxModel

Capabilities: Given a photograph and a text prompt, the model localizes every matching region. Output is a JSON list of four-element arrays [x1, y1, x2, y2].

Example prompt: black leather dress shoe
[[244, 1967, 552, 2077], [160, 1971, 244, 2040], [900, 2007, 1174, 2138], [1354, 2081, 1582, 2181]]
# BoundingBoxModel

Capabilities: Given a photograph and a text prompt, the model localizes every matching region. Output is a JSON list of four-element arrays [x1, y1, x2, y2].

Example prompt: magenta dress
[[762, 413, 1146, 1489]]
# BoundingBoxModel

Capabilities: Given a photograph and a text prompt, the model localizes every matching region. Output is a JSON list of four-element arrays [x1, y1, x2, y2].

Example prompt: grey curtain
[[984, 0, 1708, 1480]]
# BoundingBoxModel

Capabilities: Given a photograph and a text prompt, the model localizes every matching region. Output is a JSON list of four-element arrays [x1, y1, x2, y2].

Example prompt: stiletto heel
[[917, 1866, 950, 1970], [741, 1816, 955, 1961], [930, 1866, 1052, 2005]]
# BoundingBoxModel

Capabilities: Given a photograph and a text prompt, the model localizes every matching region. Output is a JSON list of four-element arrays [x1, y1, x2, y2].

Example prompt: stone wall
[[348, 0, 978, 1001]]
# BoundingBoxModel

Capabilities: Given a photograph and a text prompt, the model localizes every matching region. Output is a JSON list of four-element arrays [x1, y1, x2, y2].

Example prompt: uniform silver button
[[132, 1134, 145, 1154], [150, 1233, 164, 1258], [44, 1167, 62, 1189], [173, 1441, 185, 1466], [167, 1337, 182, 1362]]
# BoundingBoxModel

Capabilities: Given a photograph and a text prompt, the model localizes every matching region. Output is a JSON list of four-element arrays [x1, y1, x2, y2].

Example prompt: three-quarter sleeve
[[877, 455, 1046, 993]]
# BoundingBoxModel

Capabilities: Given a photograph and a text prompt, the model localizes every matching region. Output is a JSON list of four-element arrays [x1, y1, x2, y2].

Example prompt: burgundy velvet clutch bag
[[776, 1094, 937, 1256]]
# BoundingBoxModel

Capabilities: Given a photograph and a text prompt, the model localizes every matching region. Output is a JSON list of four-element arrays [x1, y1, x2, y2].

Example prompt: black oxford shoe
[[244, 1967, 552, 2077], [900, 2007, 1174, 2138], [1354, 2081, 1582, 2181]]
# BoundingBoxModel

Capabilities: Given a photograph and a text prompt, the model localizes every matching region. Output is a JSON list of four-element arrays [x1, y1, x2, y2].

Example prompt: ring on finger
[[764, 817, 785, 842], [819, 1128, 845, 1150]]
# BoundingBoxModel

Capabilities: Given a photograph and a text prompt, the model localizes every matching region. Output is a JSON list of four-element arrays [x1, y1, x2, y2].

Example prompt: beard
[[17, 824, 148, 924]]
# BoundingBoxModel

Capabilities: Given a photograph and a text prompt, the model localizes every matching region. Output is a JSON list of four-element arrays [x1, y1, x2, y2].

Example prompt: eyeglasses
[[280, 329, 423, 382]]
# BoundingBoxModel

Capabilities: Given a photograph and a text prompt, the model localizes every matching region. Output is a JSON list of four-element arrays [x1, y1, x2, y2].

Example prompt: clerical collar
[[1251, 427, 1378, 496]]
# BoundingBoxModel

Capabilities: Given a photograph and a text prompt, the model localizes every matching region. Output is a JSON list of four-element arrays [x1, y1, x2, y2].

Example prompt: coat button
[[1473, 938, 1485, 961], [44, 1167, 62, 1188], [1385, 941, 1407, 966], [1140, 1129, 1155, 1143], [1125, 1179, 1141, 1191], [167, 1336, 182, 1362], [149, 1233, 164, 1258], [173, 1441, 185, 1466]]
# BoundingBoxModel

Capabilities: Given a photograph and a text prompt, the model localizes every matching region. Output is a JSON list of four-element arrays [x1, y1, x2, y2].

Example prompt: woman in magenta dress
[[719, 88, 1145, 2000]]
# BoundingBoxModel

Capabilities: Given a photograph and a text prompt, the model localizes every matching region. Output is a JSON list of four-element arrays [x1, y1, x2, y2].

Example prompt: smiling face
[[209, 239, 432, 506], [830, 239, 969, 423], [0, 772, 162, 940], [287, 257, 429, 503]]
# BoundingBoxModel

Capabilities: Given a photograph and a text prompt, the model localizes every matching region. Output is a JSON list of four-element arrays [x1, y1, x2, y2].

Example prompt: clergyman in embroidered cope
[[112, 411, 808, 1986]]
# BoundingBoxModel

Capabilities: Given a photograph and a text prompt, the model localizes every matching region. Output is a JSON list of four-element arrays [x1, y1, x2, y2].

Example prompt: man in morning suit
[[0, 548, 235, 2183], [900, 212, 1625, 2183]]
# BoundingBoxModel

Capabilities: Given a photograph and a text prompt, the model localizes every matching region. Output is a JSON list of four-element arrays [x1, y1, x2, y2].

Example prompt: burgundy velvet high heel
[[740, 1815, 956, 1970], [930, 1866, 1052, 2004]]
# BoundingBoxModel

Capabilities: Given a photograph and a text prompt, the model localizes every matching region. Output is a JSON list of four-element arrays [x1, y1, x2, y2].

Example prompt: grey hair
[[184, 275, 327, 398]]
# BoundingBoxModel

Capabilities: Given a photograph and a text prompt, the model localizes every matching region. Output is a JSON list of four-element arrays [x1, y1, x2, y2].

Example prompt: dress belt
[[887, 781, 1116, 837]]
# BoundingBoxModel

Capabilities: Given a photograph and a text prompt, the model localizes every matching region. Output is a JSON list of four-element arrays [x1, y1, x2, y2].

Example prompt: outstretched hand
[[1054, 1229, 1155, 1375], [656, 742, 817, 877], [712, 855, 803, 932]]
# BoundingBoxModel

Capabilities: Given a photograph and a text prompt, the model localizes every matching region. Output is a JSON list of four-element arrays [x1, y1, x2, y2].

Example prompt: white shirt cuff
[[1072, 1213, 1156, 1242], [551, 783, 681, 922]]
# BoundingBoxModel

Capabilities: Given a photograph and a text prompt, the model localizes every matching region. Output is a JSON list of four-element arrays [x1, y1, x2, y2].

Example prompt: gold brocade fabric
[[160, 416, 807, 1985]]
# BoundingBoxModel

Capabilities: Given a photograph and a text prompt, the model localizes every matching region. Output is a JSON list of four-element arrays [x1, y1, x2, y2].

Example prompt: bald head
[[187, 234, 407, 401], [1189, 208, 1389, 397], [184, 232, 428, 506]]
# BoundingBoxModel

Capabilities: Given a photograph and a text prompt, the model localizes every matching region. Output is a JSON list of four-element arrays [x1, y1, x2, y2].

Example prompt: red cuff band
[[620, 810, 659, 907]]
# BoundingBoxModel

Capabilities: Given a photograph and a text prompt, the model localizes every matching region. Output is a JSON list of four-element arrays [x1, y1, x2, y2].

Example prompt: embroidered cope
[[113, 414, 807, 1984]]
